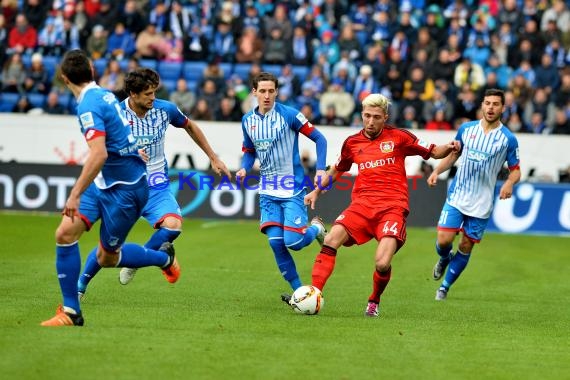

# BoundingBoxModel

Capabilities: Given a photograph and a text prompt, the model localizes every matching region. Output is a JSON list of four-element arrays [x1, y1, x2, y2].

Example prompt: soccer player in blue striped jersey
[[77, 67, 231, 292], [41, 50, 179, 327], [236, 72, 328, 296], [427, 89, 521, 301]]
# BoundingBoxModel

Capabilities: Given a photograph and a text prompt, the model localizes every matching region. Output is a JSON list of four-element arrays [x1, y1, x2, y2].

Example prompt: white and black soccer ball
[[290, 285, 324, 315]]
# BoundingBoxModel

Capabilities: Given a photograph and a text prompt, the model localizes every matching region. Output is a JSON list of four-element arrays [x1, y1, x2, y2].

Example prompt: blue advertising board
[[488, 182, 570, 235]]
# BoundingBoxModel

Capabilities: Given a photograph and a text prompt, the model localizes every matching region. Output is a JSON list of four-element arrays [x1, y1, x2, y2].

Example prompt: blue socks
[[442, 250, 471, 290], [77, 247, 101, 293], [144, 228, 181, 250], [436, 241, 453, 264], [267, 226, 302, 290], [56, 242, 82, 314], [284, 225, 319, 251]]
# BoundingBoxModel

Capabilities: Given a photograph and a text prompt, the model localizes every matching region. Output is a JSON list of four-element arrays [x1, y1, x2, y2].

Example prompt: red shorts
[[334, 203, 408, 249]]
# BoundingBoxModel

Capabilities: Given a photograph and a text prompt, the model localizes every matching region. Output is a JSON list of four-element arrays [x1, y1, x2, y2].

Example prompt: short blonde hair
[[361, 93, 391, 115]]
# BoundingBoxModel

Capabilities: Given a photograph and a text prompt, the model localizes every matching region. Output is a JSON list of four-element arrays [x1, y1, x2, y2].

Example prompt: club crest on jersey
[[80, 112, 95, 128], [380, 141, 394, 153]]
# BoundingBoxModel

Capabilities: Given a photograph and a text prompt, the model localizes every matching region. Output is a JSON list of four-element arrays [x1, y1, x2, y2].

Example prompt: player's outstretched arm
[[183, 120, 231, 178], [499, 168, 521, 199]]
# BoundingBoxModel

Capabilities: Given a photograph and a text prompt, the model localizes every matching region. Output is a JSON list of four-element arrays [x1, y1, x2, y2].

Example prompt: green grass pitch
[[0, 213, 569, 379]]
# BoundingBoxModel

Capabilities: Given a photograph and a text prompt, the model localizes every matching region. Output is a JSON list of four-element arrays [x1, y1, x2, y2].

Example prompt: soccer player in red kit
[[303, 93, 460, 317]]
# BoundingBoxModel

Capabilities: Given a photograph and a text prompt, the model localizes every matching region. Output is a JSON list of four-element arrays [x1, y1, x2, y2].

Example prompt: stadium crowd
[[0, 0, 569, 134]]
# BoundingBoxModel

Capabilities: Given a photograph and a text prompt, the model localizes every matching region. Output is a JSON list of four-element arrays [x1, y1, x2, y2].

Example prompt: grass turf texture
[[0, 213, 568, 380]]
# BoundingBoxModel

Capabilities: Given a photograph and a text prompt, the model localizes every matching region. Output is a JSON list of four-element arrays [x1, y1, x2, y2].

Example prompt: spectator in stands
[[71, 0, 90, 48], [484, 53, 511, 89], [337, 22, 362, 61], [183, 23, 210, 62], [552, 108, 570, 134], [400, 105, 420, 129], [382, 63, 405, 106], [214, 1, 240, 36], [136, 23, 164, 59], [215, 95, 241, 122], [454, 56, 486, 93], [431, 48, 457, 84], [332, 52, 358, 85], [443, 33, 463, 65], [401, 65, 435, 123], [370, 10, 391, 46], [349, 1, 371, 48], [190, 98, 213, 121], [99, 59, 126, 95], [37, 17, 63, 57], [23, 52, 49, 94], [389, 30, 410, 63], [454, 84, 479, 122], [534, 53, 560, 97], [295, 83, 320, 120], [319, 79, 355, 125], [423, 88, 454, 124], [352, 64, 378, 104], [523, 87, 556, 129], [149, 1, 169, 33], [91, 0, 120, 33], [201, 59, 225, 91], [240, 2, 262, 33], [290, 25, 312, 66], [235, 26, 263, 63], [1, 52, 25, 93], [198, 78, 222, 116], [211, 21, 235, 62], [463, 36, 491, 68], [413, 27, 438, 65], [86, 24, 108, 60], [7, 13, 37, 55], [554, 72, 570, 108], [425, 109, 453, 131], [1, 1, 17, 29], [541, 0, 570, 37], [277, 64, 301, 100], [508, 72, 533, 108], [263, 27, 289, 65], [11, 94, 33, 113], [107, 22, 136, 61], [43, 91, 67, 115], [544, 38, 567, 69], [168, 1, 193, 40], [264, 3, 293, 42], [318, 104, 346, 127], [169, 78, 196, 115], [525, 112, 549, 134], [60, 17, 80, 53], [0, 14, 7, 69], [501, 90, 523, 124], [512, 59, 536, 87], [498, 0, 523, 36], [22, 0, 49, 32], [122, 0, 145, 36]]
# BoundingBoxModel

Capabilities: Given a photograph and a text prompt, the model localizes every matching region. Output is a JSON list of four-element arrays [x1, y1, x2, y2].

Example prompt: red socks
[[311, 245, 337, 291], [368, 266, 392, 304]]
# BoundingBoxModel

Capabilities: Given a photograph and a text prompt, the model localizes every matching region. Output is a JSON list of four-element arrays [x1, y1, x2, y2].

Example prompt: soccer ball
[[290, 285, 324, 315]]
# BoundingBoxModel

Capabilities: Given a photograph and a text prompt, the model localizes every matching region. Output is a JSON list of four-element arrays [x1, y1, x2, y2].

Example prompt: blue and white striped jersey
[[241, 103, 313, 198], [75, 82, 146, 189], [448, 120, 520, 218], [121, 98, 188, 184]]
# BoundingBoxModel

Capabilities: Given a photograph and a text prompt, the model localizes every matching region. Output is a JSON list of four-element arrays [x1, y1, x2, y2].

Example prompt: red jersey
[[335, 127, 434, 211]]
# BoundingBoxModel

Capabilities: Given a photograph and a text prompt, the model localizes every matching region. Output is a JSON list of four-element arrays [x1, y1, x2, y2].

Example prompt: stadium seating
[[261, 64, 282, 77], [0, 93, 19, 112], [92, 58, 108, 77], [138, 58, 158, 70], [42, 56, 60, 79], [182, 61, 208, 82], [27, 93, 46, 108], [157, 61, 183, 81], [232, 63, 252, 81], [291, 65, 309, 82]]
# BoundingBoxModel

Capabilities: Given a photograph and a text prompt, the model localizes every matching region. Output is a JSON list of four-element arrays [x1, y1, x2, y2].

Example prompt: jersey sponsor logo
[[79, 112, 95, 128], [135, 134, 154, 147], [380, 141, 394, 153], [466, 149, 490, 162], [417, 139, 430, 149], [254, 139, 272, 152], [296, 112, 308, 125], [359, 157, 396, 170]]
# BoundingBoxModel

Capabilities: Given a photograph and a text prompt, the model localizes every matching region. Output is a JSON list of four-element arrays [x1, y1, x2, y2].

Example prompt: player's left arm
[[64, 135, 107, 221], [182, 118, 231, 178], [499, 136, 521, 200], [429, 140, 461, 159]]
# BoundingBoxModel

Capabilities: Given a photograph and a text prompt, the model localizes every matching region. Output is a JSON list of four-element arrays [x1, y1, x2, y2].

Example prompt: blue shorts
[[259, 191, 308, 234], [437, 202, 489, 243], [141, 186, 182, 228], [79, 178, 148, 251]]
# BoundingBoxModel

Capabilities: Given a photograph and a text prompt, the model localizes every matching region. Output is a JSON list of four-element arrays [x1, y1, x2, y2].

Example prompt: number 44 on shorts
[[382, 221, 399, 235]]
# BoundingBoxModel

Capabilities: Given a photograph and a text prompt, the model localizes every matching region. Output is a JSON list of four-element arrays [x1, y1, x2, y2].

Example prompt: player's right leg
[[42, 211, 88, 326], [433, 203, 463, 281]]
